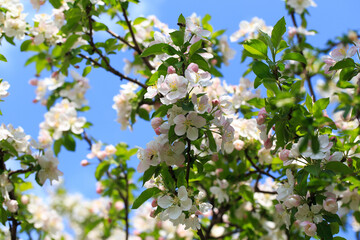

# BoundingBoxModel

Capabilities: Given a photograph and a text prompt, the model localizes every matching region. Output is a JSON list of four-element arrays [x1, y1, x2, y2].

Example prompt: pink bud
[[348, 158, 353, 168], [96, 182, 104, 194], [212, 154, 219, 162], [279, 149, 291, 161], [32, 99, 38, 104], [256, 114, 266, 125], [151, 117, 164, 130], [212, 99, 220, 106], [28, 79, 38, 86], [97, 151, 107, 160], [81, 159, 89, 166], [187, 63, 199, 73], [275, 204, 284, 214], [140, 104, 151, 113], [154, 127, 161, 135], [150, 210, 156, 218], [114, 201, 124, 210], [167, 66, 176, 74], [5, 199, 18, 213], [215, 168, 223, 176], [51, 71, 59, 78], [195, 210, 202, 215], [264, 138, 273, 149], [151, 199, 158, 208], [211, 59, 218, 66], [330, 136, 337, 143]]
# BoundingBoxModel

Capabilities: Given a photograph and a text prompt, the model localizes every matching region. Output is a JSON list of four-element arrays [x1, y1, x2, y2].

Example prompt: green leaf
[[146, 71, 159, 86], [282, 52, 307, 64], [275, 122, 286, 147], [304, 163, 320, 176], [176, 170, 186, 188], [53, 139, 62, 156], [329, 58, 355, 71], [95, 161, 110, 180], [82, 66, 92, 77], [143, 166, 159, 186], [243, 39, 268, 60], [252, 61, 273, 79], [276, 40, 289, 54], [305, 94, 313, 113], [0, 54, 7, 62], [162, 45, 178, 55], [161, 167, 175, 190], [141, 43, 167, 57], [271, 17, 286, 49], [326, 161, 352, 175], [189, 39, 202, 56], [49, 0, 62, 8], [0, 140, 18, 157], [206, 130, 217, 152], [168, 125, 178, 144], [317, 222, 333, 240], [63, 134, 76, 151], [170, 31, 184, 47], [354, 211, 360, 223], [62, 34, 80, 55], [138, 108, 150, 121], [178, 14, 186, 26], [92, 22, 109, 31], [190, 54, 210, 71], [132, 187, 161, 209], [151, 104, 171, 118]]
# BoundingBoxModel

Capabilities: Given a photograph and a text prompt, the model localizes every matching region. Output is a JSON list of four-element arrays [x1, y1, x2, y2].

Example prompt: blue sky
[[1, 0, 359, 237]]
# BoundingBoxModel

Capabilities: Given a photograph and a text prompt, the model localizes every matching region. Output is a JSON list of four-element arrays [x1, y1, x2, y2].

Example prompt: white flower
[[157, 186, 192, 220], [287, 0, 317, 14], [173, 112, 206, 141], [0, 81, 10, 99], [276, 169, 294, 201], [0, 173, 13, 199], [191, 94, 211, 114], [210, 186, 229, 203], [4, 199, 18, 212], [323, 197, 338, 214], [37, 149, 63, 185], [184, 214, 201, 230], [158, 74, 188, 105]]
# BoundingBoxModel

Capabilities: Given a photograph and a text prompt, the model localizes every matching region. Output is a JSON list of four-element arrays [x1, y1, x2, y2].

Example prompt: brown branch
[[84, 6, 148, 89], [120, 6, 154, 71], [244, 150, 276, 180], [8, 167, 34, 177], [185, 139, 192, 185], [197, 229, 206, 240], [290, 11, 316, 101]]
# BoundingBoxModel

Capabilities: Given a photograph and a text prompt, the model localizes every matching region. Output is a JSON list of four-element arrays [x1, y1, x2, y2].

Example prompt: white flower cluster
[[31, 71, 90, 108], [26, 195, 65, 239], [156, 186, 212, 230], [0, 0, 27, 40], [31, 12, 63, 45], [39, 99, 86, 146], [230, 17, 272, 42], [287, 0, 317, 15], [112, 82, 138, 130], [275, 169, 340, 237]]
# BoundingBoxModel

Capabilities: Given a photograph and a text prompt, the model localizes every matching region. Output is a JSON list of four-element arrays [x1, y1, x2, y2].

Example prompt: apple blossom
[[173, 112, 206, 141]]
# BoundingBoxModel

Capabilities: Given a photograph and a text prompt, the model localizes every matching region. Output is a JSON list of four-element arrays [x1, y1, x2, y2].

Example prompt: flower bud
[[151, 117, 164, 130], [233, 139, 245, 151], [212, 154, 219, 162], [347, 158, 353, 168], [81, 159, 89, 166], [97, 151, 107, 160], [284, 194, 301, 208], [330, 136, 337, 143], [96, 182, 104, 194], [151, 199, 157, 208], [5, 199, 18, 213], [114, 201, 124, 210], [279, 149, 291, 161], [264, 138, 273, 149], [150, 210, 156, 218], [211, 59, 218, 66], [154, 127, 161, 135], [28, 79, 38, 86], [187, 63, 199, 73], [212, 99, 220, 106], [167, 66, 176, 74], [323, 197, 338, 214], [21, 195, 29, 205]]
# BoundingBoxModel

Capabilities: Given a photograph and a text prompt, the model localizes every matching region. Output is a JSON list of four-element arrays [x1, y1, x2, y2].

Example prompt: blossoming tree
[[0, 0, 360, 239]]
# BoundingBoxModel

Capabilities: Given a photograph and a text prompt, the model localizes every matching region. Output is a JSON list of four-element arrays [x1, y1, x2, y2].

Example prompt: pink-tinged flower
[[279, 149, 291, 161], [4, 199, 18, 212], [264, 137, 273, 149], [158, 74, 188, 105], [300, 221, 317, 237], [96, 182, 104, 194], [191, 94, 211, 114], [185, 17, 211, 39], [257, 107, 267, 125], [80, 159, 89, 166], [157, 186, 192, 220], [330, 44, 356, 62], [173, 112, 206, 141], [284, 194, 301, 208], [323, 197, 338, 214], [185, 66, 211, 87]]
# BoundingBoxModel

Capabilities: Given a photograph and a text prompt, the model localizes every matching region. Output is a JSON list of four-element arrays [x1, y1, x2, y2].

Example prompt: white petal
[[167, 205, 182, 220], [157, 195, 173, 209], [180, 198, 192, 211], [187, 127, 198, 141], [178, 186, 188, 201]]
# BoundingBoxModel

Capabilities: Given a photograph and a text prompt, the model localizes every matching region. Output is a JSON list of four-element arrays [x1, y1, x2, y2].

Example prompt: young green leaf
[[282, 52, 307, 64], [132, 187, 161, 209], [271, 17, 286, 49], [243, 39, 268, 60], [170, 31, 185, 47]]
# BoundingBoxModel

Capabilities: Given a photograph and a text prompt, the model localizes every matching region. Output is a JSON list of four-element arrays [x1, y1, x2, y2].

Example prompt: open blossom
[[0, 81, 10, 99], [159, 141, 185, 166], [323, 197, 338, 214], [112, 82, 138, 130], [191, 94, 211, 114], [4, 199, 18, 212], [174, 112, 206, 141], [185, 63, 212, 87], [301, 135, 333, 159], [287, 0, 317, 14], [37, 149, 63, 185], [137, 136, 166, 172], [300, 221, 317, 237], [219, 36, 236, 65], [158, 186, 192, 220], [230, 17, 272, 42], [295, 204, 323, 224], [277, 169, 294, 201], [158, 74, 188, 105], [0, 173, 13, 199], [284, 194, 301, 208], [185, 14, 210, 39]]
